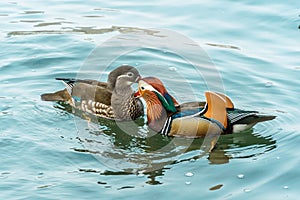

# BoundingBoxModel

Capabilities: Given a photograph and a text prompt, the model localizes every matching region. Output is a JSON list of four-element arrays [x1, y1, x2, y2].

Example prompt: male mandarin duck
[[41, 65, 144, 120], [134, 77, 276, 137]]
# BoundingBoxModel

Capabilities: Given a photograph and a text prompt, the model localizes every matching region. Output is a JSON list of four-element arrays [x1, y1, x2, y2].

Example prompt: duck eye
[[140, 86, 145, 90], [127, 72, 134, 77]]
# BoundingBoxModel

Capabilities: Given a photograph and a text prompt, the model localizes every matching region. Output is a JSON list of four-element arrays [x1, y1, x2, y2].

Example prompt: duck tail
[[244, 114, 276, 124], [259, 114, 276, 122], [41, 89, 71, 102], [55, 78, 77, 95]]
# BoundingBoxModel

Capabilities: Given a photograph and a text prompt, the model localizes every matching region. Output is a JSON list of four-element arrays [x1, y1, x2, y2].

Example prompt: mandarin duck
[[134, 77, 276, 137], [41, 65, 144, 120]]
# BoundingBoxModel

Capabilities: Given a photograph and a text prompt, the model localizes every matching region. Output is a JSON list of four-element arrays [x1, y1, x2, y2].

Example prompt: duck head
[[135, 77, 179, 131], [107, 65, 141, 91]]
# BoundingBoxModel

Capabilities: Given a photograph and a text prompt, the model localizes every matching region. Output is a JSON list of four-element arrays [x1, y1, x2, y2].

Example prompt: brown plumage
[[41, 65, 144, 120]]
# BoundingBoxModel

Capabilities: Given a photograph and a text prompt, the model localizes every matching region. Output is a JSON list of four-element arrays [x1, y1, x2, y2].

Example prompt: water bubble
[[237, 174, 244, 179], [0, 172, 10, 179], [168, 66, 177, 71], [265, 81, 273, 87], [37, 172, 44, 178], [185, 172, 194, 177], [276, 156, 280, 160], [185, 181, 191, 185], [243, 188, 251, 193], [283, 186, 289, 189]]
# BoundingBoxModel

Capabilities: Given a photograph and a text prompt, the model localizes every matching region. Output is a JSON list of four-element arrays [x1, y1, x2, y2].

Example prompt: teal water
[[1, 0, 300, 199]]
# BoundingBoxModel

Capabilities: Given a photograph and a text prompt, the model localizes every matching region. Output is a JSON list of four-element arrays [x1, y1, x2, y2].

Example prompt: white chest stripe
[[161, 117, 172, 136]]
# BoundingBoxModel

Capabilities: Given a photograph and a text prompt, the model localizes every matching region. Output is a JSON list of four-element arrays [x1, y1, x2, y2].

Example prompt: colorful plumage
[[135, 77, 276, 137], [41, 65, 144, 120]]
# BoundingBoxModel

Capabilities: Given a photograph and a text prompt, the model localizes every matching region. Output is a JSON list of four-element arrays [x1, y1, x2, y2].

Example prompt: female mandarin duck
[[134, 77, 275, 137], [41, 65, 144, 120]]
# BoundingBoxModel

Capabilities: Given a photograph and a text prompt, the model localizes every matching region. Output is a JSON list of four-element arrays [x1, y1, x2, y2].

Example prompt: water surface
[[1, 0, 300, 199]]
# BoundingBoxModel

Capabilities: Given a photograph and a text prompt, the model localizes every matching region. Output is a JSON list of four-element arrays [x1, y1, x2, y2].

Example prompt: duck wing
[[56, 78, 107, 94], [56, 78, 112, 106], [166, 92, 228, 138], [41, 78, 111, 106]]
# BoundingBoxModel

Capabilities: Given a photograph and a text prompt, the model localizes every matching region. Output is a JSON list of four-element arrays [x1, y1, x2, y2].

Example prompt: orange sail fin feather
[[203, 91, 228, 129], [214, 92, 234, 109]]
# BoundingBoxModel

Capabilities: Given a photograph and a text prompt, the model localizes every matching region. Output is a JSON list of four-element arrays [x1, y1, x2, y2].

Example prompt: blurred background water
[[0, 0, 300, 199]]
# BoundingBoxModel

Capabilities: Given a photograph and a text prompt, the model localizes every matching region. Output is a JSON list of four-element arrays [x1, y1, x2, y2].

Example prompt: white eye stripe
[[117, 74, 127, 79], [143, 84, 156, 91], [139, 80, 157, 92], [139, 80, 170, 106]]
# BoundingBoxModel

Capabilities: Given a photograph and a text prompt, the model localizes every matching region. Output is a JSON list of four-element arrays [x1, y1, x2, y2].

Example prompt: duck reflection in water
[[56, 102, 276, 185]]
